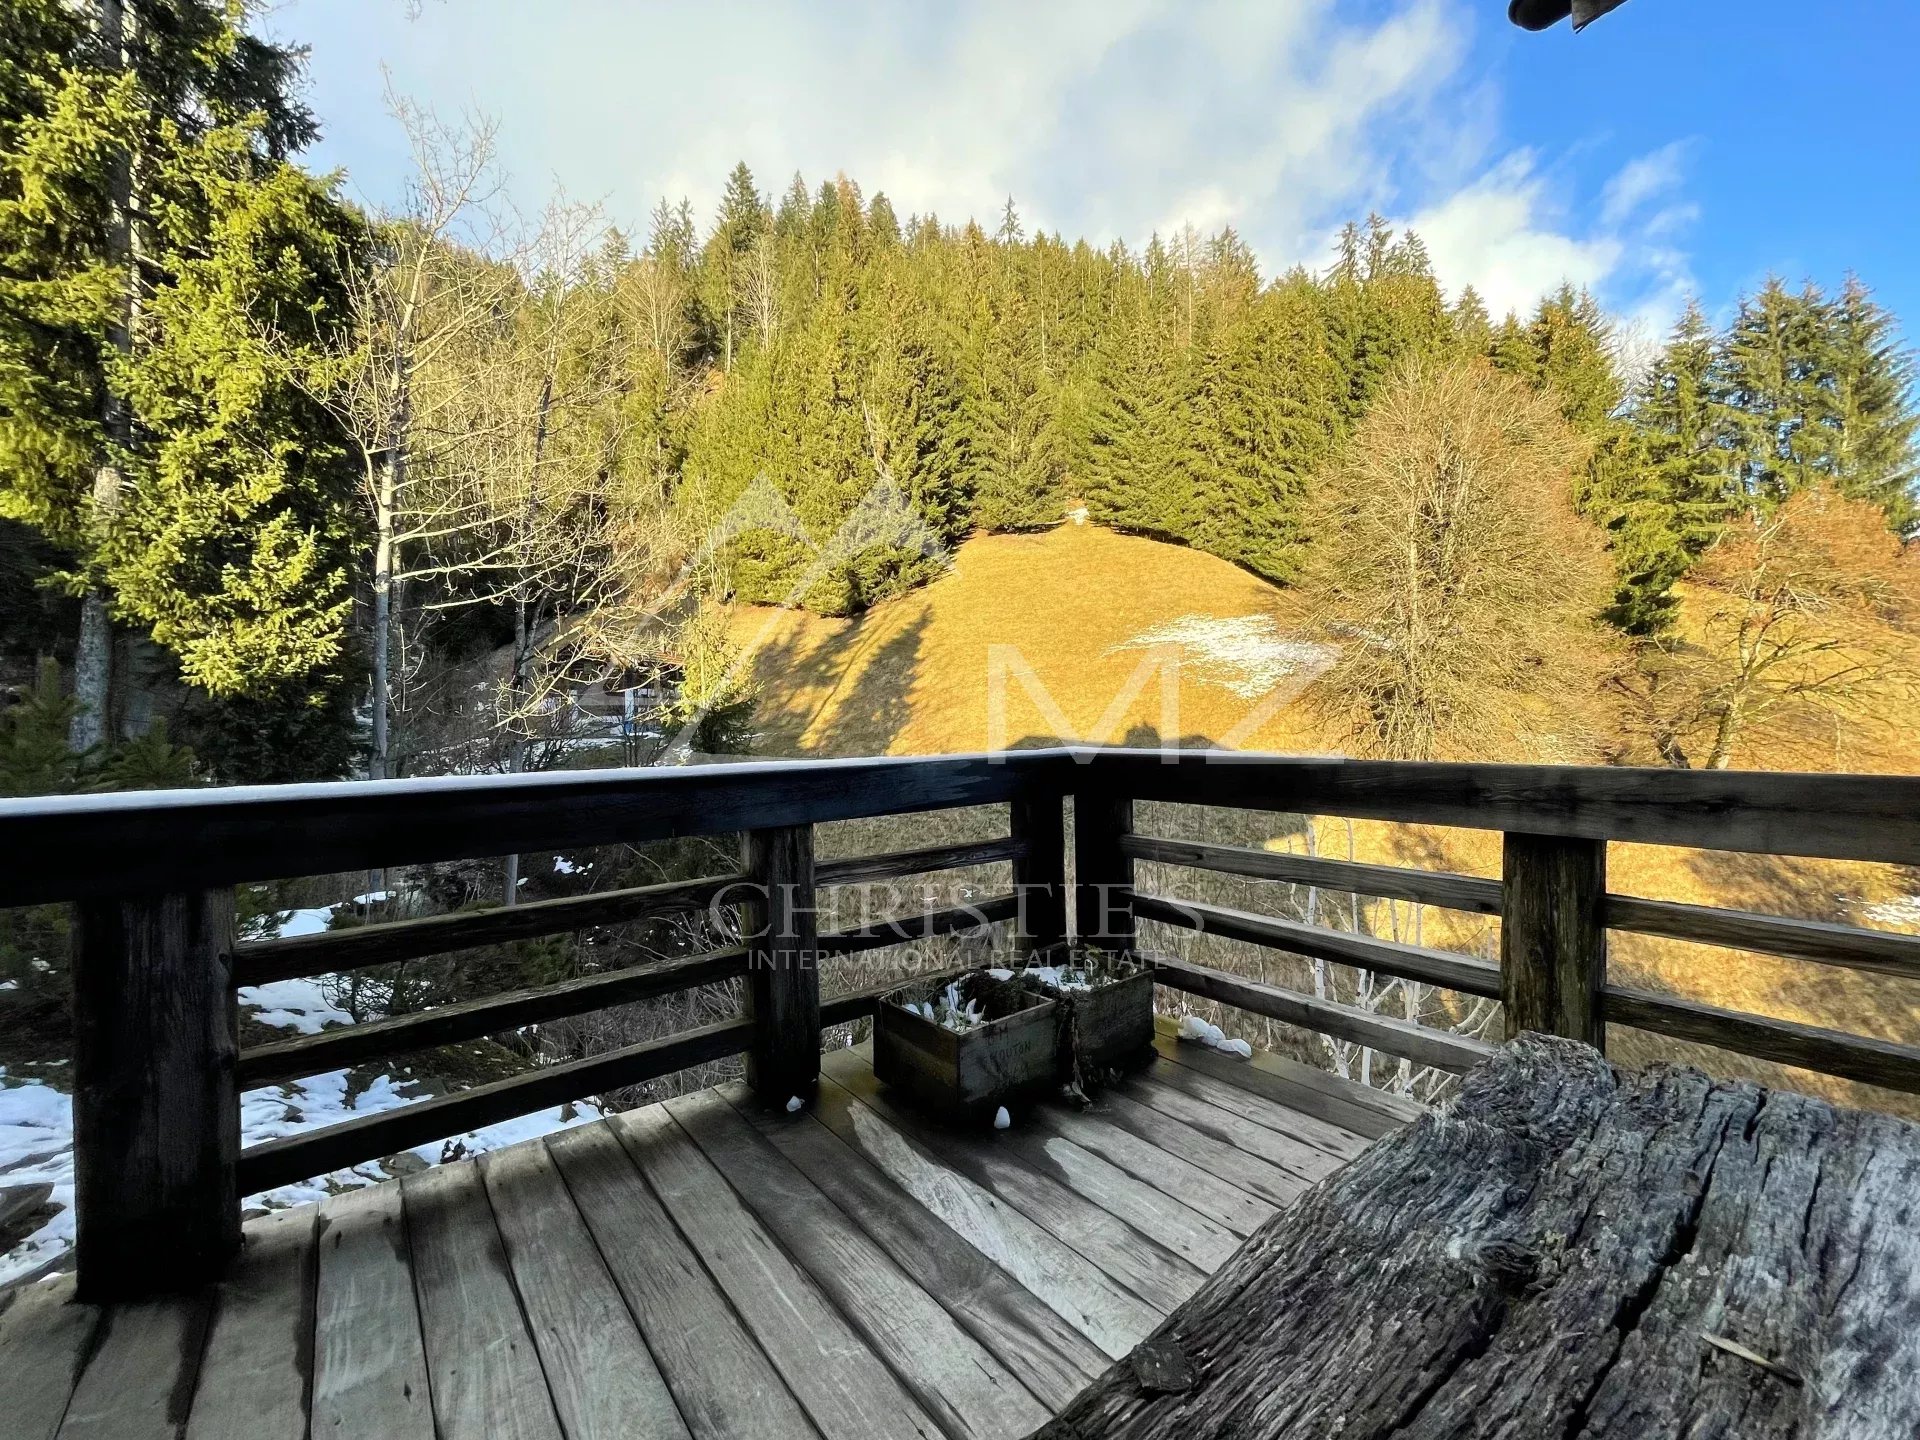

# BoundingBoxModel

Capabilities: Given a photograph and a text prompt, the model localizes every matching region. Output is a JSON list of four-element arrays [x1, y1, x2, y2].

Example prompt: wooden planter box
[[1018, 949, 1156, 1075], [873, 971, 1058, 1121], [872, 950, 1155, 1121]]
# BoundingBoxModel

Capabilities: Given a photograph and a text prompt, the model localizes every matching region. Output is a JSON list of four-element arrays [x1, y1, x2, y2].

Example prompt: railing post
[[1073, 788, 1135, 954], [72, 887, 240, 1300], [742, 824, 820, 1106], [1500, 832, 1606, 1048], [1010, 783, 1068, 961]]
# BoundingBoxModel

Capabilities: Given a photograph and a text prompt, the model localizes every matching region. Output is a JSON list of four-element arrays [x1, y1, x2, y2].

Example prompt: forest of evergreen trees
[[1, 3, 1916, 786], [675, 172, 1915, 634]]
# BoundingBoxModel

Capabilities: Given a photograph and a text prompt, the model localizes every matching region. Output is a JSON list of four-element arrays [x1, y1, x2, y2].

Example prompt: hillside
[[726, 522, 1920, 1115], [726, 522, 1331, 757]]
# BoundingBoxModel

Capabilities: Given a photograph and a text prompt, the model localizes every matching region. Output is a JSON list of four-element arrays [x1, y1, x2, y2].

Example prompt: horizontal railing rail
[[6, 746, 1918, 1300], [816, 836, 1026, 887], [237, 1015, 758, 1196], [233, 873, 748, 987], [236, 945, 752, 1088], [1131, 893, 1503, 999], [1124, 832, 1504, 914], [1103, 768, 1918, 1099], [1149, 954, 1498, 1074]]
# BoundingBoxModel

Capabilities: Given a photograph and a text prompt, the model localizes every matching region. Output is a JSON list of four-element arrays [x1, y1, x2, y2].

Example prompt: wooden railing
[[3, 747, 1917, 1301]]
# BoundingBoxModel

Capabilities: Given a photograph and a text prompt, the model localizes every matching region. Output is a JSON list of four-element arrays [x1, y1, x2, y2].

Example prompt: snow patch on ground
[[238, 1072, 603, 1213], [1863, 895, 1920, 927], [1, 1063, 603, 1285], [247, 904, 339, 942], [1107, 614, 1336, 699], [234, 977, 354, 1035], [0, 1070, 75, 1286]]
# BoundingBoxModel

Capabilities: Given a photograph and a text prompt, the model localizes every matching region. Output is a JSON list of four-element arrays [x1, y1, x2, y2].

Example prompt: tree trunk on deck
[[1033, 1035, 1920, 1439]]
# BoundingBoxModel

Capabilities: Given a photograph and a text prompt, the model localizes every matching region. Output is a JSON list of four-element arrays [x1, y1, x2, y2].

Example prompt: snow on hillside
[[1108, 613, 1336, 698]]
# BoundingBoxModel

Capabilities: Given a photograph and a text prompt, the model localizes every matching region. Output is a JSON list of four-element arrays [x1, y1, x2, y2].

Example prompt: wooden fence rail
[[3, 747, 1918, 1300]]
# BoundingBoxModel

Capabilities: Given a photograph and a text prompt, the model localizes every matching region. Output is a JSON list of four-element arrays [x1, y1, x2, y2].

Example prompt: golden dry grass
[[725, 523, 1327, 756]]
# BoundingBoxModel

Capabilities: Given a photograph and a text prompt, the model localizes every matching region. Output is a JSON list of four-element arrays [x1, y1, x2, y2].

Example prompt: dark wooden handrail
[[9, 748, 1920, 906], [0, 749, 1058, 906], [1078, 749, 1920, 865]]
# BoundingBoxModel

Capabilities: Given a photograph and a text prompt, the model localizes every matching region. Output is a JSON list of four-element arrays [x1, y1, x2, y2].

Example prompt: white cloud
[[1405, 141, 1698, 337], [275, 0, 1695, 328], [280, 0, 1463, 262], [1601, 141, 1689, 228], [1409, 152, 1622, 316]]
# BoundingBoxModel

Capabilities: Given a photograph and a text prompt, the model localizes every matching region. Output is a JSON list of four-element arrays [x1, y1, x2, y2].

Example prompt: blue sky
[[270, 0, 1920, 354]]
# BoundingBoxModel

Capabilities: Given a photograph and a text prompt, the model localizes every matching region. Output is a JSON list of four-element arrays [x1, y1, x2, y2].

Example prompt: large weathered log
[[1033, 1035, 1920, 1439]]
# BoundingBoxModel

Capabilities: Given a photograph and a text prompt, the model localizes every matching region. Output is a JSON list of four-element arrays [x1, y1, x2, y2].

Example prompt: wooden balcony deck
[[2, 1028, 1416, 1440]]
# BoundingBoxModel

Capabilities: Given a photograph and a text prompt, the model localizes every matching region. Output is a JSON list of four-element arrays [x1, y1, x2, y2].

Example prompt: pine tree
[[1718, 277, 1834, 508], [1828, 274, 1918, 532], [0, 0, 363, 773], [1589, 300, 1734, 634]]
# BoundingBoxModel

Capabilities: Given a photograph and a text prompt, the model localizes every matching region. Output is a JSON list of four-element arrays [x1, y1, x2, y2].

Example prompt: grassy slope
[[727, 523, 1324, 757], [726, 523, 1920, 1112]]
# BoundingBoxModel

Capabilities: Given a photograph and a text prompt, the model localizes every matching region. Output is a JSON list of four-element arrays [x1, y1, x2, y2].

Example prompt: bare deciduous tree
[[1308, 359, 1617, 761], [1652, 483, 1919, 769], [303, 90, 523, 779]]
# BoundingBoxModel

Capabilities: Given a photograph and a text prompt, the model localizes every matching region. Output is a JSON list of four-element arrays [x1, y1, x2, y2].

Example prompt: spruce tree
[[0, 0, 363, 776], [699, 161, 768, 369], [1450, 285, 1492, 354], [1718, 277, 1833, 508], [1828, 274, 1918, 532]]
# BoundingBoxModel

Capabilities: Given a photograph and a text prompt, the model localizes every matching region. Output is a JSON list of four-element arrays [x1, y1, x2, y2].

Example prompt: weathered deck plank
[[611, 1103, 945, 1440], [311, 1178, 434, 1440], [1081, 1086, 1311, 1209], [666, 1089, 1052, 1439], [1116, 1071, 1346, 1184], [4, 1028, 1386, 1440], [404, 1161, 563, 1440], [722, 1082, 1109, 1411], [821, 1052, 1206, 1309], [1138, 1054, 1371, 1161], [1024, 1103, 1276, 1238], [979, 1119, 1242, 1270], [184, 1204, 315, 1440], [480, 1141, 692, 1440], [806, 1065, 1162, 1359], [1148, 1021, 1424, 1140], [544, 1119, 820, 1439], [55, 1293, 209, 1439], [0, 1276, 102, 1440]]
